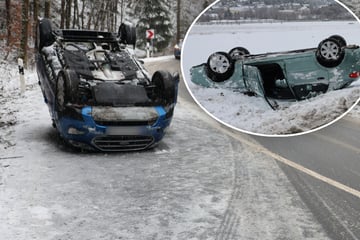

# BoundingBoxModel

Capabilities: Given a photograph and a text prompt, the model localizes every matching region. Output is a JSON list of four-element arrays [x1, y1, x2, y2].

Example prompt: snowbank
[[0, 62, 38, 149], [190, 81, 359, 135]]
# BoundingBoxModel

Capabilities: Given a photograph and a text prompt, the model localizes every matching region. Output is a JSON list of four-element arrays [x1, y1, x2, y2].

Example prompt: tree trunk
[[94, 0, 105, 30], [113, 0, 118, 32], [33, 0, 39, 40], [20, 0, 29, 67], [176, 0, 181, 42], [80, 0, 85, 29], [120, 0, 124, 24], [5, 0, 11, 46], [60, 0, 65, 28], [86, 1, 94, 29], [44, 0, 51, 18], [72, 0, 79, 29], [65, 0, 72, 29]]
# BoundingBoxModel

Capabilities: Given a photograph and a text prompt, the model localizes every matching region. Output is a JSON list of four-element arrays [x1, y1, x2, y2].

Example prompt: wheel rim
[[320, 40, 340, 60], [209, 53, 230, 74]]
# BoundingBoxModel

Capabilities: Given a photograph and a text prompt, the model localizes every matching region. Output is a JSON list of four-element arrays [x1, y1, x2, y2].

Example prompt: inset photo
[[182, 0, 360, 136]]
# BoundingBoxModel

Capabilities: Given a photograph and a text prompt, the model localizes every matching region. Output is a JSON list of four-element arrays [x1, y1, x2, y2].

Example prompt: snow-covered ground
[[182, 21, 360, 135], [0, 62, 39, 149]]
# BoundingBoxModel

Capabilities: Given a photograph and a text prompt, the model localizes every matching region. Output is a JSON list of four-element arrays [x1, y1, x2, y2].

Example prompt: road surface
[[255, 117, 360, 239]]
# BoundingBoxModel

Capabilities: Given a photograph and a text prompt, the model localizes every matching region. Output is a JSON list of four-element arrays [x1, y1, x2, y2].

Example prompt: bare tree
[[80, 0, 86, 28], [33, 0, 39, 39], [5, 0, 11, 46], [176, 0, 181, 42], [60, 0, 65, 28], [72, 0, 80, 29], [20, 0, 29, 67], [44, 0, 51, 18], [65, 0, 72, 29]]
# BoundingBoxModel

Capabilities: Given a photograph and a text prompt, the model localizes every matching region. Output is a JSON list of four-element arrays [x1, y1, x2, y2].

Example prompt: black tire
[[329, 35, 347, 48], [118, 23, 137, 46], [37, 18, 55, 50], [56, 70, 79, 112], [229, 47, 250, 60], [152, 71, 176, 105], [316, 38, 345, 68], [205, 52, 234, 82]]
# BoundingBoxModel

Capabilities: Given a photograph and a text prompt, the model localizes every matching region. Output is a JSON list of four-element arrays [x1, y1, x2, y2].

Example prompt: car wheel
[[56, 70, 79, 112], [229, 47, 250, 60], [329, 35, 347, 48], [316, 38, 345, 68], [56, 72, 67, 112], [118, 23, 137, 46], [206, 52, 234, 82], [152, 71, 176, 105], [37, 18, 55, 50]]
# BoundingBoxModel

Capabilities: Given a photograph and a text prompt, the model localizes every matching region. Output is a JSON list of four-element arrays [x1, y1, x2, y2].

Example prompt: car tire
[[329, 35, 347, 48], [229, 47, 250, 60], [56, 72, 68, 112], [206, 52, 234, 82], [37, 18, 55, 50], [316, 38, 345, 68], [118, 23, 137, 46], [152, 71, 176, 105], [56, 70, 79, 112]]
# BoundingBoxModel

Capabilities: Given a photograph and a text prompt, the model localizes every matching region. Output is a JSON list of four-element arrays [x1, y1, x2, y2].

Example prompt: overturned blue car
[[36, 18, 179, 151]]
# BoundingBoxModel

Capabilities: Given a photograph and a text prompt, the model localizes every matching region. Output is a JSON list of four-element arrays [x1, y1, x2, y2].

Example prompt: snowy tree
[[128, 0, 173, 51], [171, 0, 214, 41]]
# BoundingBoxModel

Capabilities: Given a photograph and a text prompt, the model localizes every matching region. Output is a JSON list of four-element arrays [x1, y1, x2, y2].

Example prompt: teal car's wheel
[[329, 35, 347, 48], [316, 38, 345, 68], [229, 47, 250, 60], [206, 52, 234, 82]]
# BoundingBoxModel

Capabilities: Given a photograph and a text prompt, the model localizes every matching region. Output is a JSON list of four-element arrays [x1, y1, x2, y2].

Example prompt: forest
[[0, 0, 212, 67]]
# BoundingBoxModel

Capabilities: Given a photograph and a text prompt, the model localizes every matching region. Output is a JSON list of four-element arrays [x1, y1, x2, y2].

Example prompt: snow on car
[[35, 18, 179, 151], [190, 35, 360, 109]]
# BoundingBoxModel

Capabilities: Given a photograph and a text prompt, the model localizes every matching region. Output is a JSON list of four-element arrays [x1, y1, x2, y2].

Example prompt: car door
[[243, 64, 278, 109], [243, 65, 266, 97], [284, 54, 329, 100]]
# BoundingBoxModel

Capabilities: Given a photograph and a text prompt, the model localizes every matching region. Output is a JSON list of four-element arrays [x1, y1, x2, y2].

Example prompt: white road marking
[[223, 129, 360, 199], [181, 98, 360, 199]]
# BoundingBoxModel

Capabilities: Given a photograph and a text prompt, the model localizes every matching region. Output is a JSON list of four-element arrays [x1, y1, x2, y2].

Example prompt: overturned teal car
[[191, 35, 360, 108]]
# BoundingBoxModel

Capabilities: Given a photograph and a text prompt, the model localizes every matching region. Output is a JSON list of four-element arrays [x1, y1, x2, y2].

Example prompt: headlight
[[68, 127, 86, 135]]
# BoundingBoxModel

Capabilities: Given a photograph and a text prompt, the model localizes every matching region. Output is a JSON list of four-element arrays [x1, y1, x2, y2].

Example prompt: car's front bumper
[[56, 106, 172, 151]]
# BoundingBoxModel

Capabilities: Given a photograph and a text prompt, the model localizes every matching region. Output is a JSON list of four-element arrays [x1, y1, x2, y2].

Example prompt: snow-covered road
[[0, 59, 331, 239]]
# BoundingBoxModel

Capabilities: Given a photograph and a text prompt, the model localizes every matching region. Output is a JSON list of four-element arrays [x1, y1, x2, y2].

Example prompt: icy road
[[0, 58, 358, 239]]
